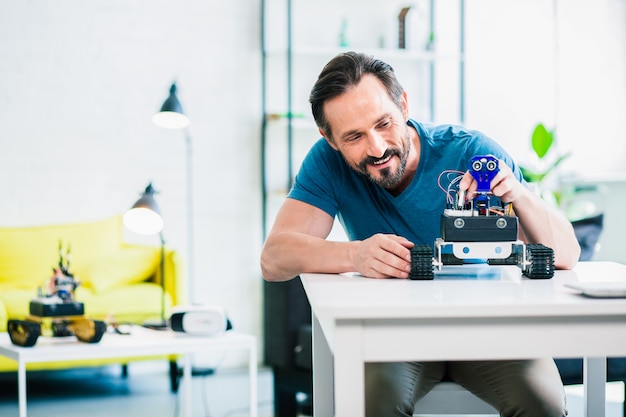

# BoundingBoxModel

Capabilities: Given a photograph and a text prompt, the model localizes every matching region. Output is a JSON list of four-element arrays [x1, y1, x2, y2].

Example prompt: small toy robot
[[409, 155, 555, 280], [7, 242, 106, 347]]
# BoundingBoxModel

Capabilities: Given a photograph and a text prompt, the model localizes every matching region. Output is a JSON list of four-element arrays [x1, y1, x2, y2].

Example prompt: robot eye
[[486, 160, 498, 171], [472, 161, 482, 171]]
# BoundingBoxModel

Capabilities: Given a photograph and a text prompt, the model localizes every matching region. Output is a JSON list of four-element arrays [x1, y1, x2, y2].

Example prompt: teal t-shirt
[[288, 119, 523, 245]]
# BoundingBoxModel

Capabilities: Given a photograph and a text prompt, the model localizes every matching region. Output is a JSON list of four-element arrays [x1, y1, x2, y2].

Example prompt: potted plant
[[519, 123, 571, 206], [520, 123, 603, 260]]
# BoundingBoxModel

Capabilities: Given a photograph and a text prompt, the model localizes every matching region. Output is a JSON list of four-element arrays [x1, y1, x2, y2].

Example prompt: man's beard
[[353, 136, 411, 189]]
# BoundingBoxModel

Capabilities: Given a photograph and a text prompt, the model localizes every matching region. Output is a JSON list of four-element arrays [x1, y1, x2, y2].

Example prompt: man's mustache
[[358, 149, 399, 171]]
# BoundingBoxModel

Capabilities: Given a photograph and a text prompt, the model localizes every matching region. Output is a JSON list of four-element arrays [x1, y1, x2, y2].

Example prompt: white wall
[[464, 0, 626, 174]]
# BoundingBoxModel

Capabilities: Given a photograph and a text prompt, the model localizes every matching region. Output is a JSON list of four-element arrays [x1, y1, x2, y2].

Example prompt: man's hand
[[457, 157, 581, 269], [458, 159, 525, 204], [349, 234, 414, 279]]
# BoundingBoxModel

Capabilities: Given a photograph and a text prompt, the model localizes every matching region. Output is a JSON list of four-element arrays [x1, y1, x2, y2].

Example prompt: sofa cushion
[[0, 287, 34, 320], [77, 282, 170, 323], [0, 298, 7, 332], [0, 216, 123, 289], [76, 246, 160, 292]]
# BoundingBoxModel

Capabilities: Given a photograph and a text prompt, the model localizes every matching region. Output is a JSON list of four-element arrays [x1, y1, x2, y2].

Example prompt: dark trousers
[[365, 358, 567, 417]]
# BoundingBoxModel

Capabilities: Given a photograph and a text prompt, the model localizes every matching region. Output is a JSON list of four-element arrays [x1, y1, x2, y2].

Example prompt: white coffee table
[[0, 326, 258, 417]]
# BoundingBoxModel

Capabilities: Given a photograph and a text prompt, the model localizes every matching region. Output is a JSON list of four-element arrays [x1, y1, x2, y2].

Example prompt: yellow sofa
[[0, 215, 185, 374]]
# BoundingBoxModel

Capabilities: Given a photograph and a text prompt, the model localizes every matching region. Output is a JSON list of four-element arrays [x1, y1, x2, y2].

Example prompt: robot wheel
[[7, 319, 41, 347], [409, 245, 434, 280], [522, 244, 555, 279]]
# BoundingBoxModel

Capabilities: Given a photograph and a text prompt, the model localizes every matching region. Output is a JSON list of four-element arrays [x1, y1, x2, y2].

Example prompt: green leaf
[[520, 152, 571, 184], [544, 151, 572, 174], [531, 123, 553, 159], [520, 166, 546, 183]]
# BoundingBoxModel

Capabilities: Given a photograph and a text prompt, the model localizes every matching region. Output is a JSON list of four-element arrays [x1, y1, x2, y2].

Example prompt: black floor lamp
[[123, 182, 168, 329], [151, 85, 217, 380], [152, 83, 195, 304]]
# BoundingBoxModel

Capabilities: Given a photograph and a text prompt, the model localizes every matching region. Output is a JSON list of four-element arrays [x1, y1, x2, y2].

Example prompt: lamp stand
[[184, 128, 194, 304], [143, 232, 167, 330]]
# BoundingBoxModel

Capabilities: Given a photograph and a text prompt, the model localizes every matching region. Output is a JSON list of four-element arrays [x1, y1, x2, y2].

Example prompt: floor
[[0, 361, 275, 417], [0, 361, 623, 417]]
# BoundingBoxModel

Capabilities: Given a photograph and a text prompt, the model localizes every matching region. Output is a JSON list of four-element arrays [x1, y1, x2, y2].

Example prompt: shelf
[[265, 114, 317, 129], [261, 0, 466, 238], [264, 46, 464, 63]]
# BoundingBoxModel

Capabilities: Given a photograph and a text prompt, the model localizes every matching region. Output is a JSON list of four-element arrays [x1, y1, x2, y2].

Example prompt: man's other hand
[[349, 234, 415, 279]]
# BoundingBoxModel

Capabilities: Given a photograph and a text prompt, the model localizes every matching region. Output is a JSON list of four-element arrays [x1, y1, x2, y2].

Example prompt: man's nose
[[366, 132, 387, 158]]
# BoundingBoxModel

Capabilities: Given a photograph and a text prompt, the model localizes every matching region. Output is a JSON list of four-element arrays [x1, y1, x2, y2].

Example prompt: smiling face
[[322, 74, 417, 193]]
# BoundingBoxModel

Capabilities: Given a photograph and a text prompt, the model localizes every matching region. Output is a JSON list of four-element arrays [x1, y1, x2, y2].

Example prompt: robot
[[409, 155, 555, 280], [7, 242, 106, 347]]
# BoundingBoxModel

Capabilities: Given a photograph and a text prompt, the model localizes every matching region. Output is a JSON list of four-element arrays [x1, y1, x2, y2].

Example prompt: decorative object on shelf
[[338, 17, 349, 47], [124, 183, 167, 329], [397, 1, 432, 51], [398, 6, 411, 49], [266, 112, 306, 121], [425, 30, 435, 51], [152, 83, 195, 303]]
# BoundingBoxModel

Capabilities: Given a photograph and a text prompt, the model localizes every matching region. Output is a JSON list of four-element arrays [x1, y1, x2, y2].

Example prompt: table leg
[[180, 354, 193, 417], [312, 314, 334, 417], [583, 356, 606, 417], [248, 340, 258, 417], [18, 360, 26, 417], [333, 320, 364, 417]]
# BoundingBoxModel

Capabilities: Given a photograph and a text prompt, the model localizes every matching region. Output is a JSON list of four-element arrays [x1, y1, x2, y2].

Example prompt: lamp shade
[[123, 183, 164, 236], [152, 83, 190, 129]]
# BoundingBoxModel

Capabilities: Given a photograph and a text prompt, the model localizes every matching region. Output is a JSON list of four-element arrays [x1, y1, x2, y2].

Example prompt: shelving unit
[[261, 0, 466, 238]]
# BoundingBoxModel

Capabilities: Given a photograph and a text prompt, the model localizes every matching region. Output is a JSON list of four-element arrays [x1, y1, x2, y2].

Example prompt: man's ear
[[401, 90, 409, 121], [321, 128, 339, 150]]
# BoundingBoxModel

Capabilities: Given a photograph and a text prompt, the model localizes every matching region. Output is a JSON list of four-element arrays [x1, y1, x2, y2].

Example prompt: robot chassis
[[7, 243, 106, 347], [409, 155, 555, 280]]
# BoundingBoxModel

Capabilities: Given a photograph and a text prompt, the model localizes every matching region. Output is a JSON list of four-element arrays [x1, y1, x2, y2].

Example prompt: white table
[[0, 326, 258, 417], [301, 261, 626, 417]]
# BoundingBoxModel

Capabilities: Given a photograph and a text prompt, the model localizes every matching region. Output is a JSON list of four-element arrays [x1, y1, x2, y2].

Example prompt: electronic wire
[[437, 170, 465, 206], [437, 169, 514, 216]]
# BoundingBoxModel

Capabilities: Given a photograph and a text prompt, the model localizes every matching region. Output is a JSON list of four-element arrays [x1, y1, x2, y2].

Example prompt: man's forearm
[[261, 233, 356, 282], [515, 193, 580, 269]]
